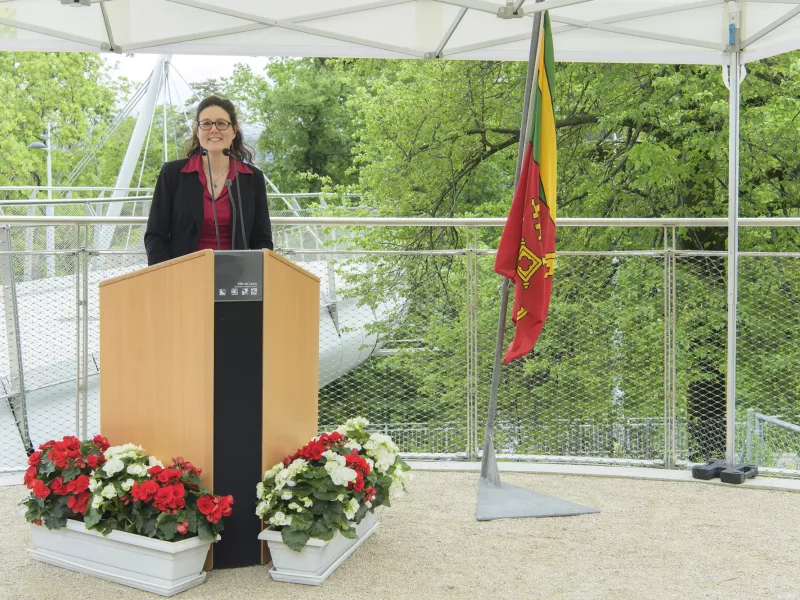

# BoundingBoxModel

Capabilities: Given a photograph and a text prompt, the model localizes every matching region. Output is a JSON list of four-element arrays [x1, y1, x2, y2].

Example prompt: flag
[[494, 11, 556, 364]]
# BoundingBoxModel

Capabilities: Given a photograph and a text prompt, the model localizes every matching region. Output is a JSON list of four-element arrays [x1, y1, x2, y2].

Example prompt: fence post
[[0, 225, 33, 454], [746, 407, 755, 463]]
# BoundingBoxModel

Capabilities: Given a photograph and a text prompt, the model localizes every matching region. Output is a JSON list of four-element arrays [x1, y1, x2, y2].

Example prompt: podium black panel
[[213, 301, 263, 568]]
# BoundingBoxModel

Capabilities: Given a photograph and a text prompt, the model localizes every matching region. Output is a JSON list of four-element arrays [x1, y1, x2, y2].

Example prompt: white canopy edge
[[0, 0, 798, 65]]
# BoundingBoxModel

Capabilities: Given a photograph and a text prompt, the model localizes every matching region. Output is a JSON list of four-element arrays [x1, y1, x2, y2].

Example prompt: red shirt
[[181, 154, 253, 251]]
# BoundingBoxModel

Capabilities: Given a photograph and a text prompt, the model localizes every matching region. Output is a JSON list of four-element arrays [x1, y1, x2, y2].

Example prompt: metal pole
[[74, 225, 81, 437], [46, 122, 55, 278], [725, 45, 741, 467], [481, 9, 544, 482], [0, 225, 33, 454], [663, 227, 670, 467], [81, 233, 89, 439]]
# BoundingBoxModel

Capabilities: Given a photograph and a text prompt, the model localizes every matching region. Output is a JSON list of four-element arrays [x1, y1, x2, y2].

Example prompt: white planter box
[[28, 519, 215, 596], [258, 511, 378, 586]]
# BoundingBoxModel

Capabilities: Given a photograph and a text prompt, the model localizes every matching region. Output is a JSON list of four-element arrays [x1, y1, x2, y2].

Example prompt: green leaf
[[281, 528, 311, 552], [308, 518, 335, 541], [61, 466, 80, 482], [196, 519, 214, 541], [84, 508, 102, 529], [157, 515, 178, 541], [311, 488, 340, 501], [290, 511, 313, 531]]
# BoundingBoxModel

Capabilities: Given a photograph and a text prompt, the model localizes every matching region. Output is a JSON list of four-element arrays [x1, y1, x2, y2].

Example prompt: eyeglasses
[[198, 119, 231, 131]]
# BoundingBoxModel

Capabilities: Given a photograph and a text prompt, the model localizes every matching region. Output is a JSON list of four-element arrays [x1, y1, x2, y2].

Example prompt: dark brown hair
[[185, 96, 254, 163]]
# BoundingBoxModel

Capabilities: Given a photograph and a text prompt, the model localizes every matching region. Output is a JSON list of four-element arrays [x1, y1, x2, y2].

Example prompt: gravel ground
[[1, 471, 798, 600]]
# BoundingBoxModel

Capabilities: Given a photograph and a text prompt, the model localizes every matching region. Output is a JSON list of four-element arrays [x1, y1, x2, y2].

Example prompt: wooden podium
[[98, 249, 319, 568]]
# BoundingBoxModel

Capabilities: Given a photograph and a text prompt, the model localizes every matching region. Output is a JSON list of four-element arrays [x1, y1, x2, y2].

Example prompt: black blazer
[[144, 158, 274, 266]]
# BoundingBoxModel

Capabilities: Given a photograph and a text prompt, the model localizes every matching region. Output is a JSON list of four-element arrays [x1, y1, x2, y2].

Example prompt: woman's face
[[197, 105, 237, 154]]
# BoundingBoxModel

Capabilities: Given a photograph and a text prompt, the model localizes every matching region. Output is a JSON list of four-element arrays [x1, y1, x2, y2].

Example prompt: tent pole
[[725, 45, 741, 467]]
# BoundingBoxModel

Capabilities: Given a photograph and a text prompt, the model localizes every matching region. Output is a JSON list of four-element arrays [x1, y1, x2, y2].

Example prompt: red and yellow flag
[[494, 11, 556, 364]]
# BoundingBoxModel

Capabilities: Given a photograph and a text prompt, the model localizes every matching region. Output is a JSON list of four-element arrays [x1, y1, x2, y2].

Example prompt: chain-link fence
[[0, 205, 798, 478]]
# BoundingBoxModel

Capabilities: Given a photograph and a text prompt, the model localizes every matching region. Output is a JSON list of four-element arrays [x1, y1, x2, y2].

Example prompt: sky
[[102, 53, 270, 105]]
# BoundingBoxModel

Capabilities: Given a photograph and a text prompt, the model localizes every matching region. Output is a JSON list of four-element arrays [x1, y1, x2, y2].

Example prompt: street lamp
[[28, 122, 54, 278]]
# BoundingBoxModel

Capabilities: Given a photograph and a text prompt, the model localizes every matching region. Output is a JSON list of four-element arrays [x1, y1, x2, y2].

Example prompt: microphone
[[224, 148, 248, 250], [201, 149, 221, 249]]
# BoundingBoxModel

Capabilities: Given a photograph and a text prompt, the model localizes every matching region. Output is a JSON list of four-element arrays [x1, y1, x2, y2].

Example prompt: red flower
[[148, 465, 163, 476], [86, 454, 99, 469], [32, 480, 51, 499], [67, 492, 91, 515], [28, 451, 42, 467], [350, 471, 365, 493], [49, 450, 69, 469], [23, 466, 38, 489], [70, 475, 90, 494], [63, 436, 81, 451], [154, 485, 174, 505], [196, 495, 215, 516], [173, 457, 201, 476], [363, 487, 377, 503], [39, 440, 55, 451], [301, 439, 326, 461], [50, 478, 69, 496], [131, 479, 159, 502], [31, 519, 43, 526], [195, 494, 233, 523], [92, 435, 110, 451]]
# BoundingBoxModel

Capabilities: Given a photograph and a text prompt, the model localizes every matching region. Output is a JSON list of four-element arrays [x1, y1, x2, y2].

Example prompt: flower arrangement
[[256, 417, 411, 552], [23, 435, 110, 528], [23, 437, 233, 542]]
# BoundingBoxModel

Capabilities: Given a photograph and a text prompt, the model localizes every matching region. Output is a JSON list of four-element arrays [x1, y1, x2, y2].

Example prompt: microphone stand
[[201, 149, 221, 249], [224, 148, 248, 249], [225, 179, 238, 250]]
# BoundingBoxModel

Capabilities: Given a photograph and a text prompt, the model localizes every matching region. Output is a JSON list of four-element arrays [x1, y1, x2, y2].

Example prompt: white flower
[[389, 466, 412, 500], [103, 457, 125, 477], [288, 502, 303, 512], [126, 463, 147, 477], [364, 433, 399, 473], [147, 455, 163, 468], [121, 478, 135, 491], [256, 482, 265, 499], [88, 479, 99, 492], [264, 464, 282, 481], [91, 494, 103, 509], [300, 496, 313, 508], [323, 451, 356, 487], [105, 443, 142, 459], [101, 484, 117, 499], [255, 501, 268, 519], [344, 498, 359, 520], [286, 459, 308, 475], [269, 511, 293, 527], [281, 490, 293, 500], [336, 416, 369, 435], [344, 440, 362, 452]]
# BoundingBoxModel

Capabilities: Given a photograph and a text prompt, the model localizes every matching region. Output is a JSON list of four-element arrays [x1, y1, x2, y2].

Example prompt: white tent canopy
[[0, 0, 798, 65]]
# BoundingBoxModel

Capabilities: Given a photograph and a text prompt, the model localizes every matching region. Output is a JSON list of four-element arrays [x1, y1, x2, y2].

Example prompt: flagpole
[[480, 7, 545, 484]]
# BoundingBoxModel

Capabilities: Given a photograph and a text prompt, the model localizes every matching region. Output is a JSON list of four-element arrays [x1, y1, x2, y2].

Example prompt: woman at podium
[[144, 96, 274, 266]]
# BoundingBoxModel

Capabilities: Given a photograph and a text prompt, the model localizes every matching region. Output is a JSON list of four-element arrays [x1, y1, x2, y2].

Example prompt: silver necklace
[[204, 168, 228, 190]]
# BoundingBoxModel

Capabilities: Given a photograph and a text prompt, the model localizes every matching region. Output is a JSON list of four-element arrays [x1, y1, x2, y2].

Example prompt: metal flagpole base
[[477, 477, 599, 521], [478, 431, 598, 520]]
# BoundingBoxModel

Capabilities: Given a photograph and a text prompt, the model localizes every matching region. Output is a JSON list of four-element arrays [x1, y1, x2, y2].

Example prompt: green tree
[[225, 59, 358, 193]]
